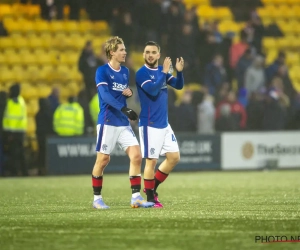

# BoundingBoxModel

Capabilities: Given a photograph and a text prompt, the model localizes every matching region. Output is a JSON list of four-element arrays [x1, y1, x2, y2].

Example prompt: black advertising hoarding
[[46, 134, 221, 175]]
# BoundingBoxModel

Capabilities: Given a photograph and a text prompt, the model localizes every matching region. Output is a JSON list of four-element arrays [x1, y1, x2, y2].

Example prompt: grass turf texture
[[0, 171, 299, 250]]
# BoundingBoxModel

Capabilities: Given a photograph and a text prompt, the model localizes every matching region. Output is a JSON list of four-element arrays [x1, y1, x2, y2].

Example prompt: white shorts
[[96, 124, 139, 154], [139, 124, 179, 159]]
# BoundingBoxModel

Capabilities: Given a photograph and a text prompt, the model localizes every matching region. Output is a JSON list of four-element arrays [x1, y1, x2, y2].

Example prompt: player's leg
[[139, 126, 164, 206], [119, 126, 154, 208], [155, 124, 180, 197], [92, 124, 118, 209]]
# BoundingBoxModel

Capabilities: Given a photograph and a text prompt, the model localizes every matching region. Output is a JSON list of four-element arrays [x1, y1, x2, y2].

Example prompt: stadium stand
[[0, 1, 110, 139], [1, 0, 300, 138]]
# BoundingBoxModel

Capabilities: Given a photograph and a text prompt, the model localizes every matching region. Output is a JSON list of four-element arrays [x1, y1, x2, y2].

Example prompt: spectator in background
[[246, 90, 265, 130], [265, 51, 286, 83], [164, 1, 184, 60], [289, 93, 300, 129], [39, 0, 56, 20], [244, 55, 265, 96], [111, 10, 134, 51], [78, 41, 101, 101], [235, 48, 253, 90], [0, 91, 7, 176], [215, 103, 237, 131], [275, 64, 295, 100], [229, 30, 249, 70], [271, 77, 290, 109], [211, 21, 223, 44], [89, 92, 99, 128], [35, 98, 53, 175], [192, 88, 215, 134], [215, 90, 247, 130], [0, 21, 8, 37], [262, 89, 286, 130], [251, 15, 265, 54], [175, 90, 197, 132], [176, 23, 199, 83], [2, 84, 28, 176], [204, 54, 228, 97], [77, 90, 94, 135], [48, 87, 60, 113], [167, 88, 179, 131], [53, 96, 84, 137]]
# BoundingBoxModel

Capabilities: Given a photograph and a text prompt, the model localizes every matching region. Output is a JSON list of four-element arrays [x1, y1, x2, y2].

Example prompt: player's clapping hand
[[162, 57, 172, 74], [122, 88, 133, 97], [175, 57, 184, 72], [121, 107, 138, 121]]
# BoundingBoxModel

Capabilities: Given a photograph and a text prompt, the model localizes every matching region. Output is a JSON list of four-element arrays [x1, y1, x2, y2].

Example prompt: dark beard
[[145, 58, 157, 68]]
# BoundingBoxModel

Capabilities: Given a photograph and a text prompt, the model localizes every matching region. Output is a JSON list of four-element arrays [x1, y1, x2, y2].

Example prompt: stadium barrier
[[221, 131, 300, 170], [46, 134, 221, 175]]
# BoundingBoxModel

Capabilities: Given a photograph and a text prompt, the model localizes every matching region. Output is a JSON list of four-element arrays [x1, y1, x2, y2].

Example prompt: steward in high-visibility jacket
[[89, 93, 99, 126], [53, 96, 84, 136], [2, 84, 28, 176], [2, 94, 27, 132]]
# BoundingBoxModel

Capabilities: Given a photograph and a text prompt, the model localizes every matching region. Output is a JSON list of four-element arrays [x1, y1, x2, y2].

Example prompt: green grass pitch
[[0, 170, 299, 250]]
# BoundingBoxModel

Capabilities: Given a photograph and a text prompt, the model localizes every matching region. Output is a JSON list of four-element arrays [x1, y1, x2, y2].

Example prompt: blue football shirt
[[95, 63, 130, 126], [135, 64, 184, 128]]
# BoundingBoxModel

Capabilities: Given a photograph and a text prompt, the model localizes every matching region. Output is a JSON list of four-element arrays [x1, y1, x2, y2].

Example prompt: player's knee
[[168, 154, 180, 166], [130, 153, 142, 165], [94, 156, 110, 170]]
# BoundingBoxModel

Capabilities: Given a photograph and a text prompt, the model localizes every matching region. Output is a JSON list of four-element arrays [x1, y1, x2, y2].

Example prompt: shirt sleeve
[[167, 71, 184, 90], [136, 68, 167, 97], [95, 67, 124, 111]]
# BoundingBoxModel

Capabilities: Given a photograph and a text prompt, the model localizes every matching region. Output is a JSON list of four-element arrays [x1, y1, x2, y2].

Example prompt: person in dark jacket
[[78, 41, 104, 100], [35, 98, 54, 175], [262, 89, 286, 130], [0, 91, 7, 176]]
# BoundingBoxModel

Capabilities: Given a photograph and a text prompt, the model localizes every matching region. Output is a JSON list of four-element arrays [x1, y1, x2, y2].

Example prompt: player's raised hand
[[162, 57, 172, 74], [121, 107, 138, 121], [122, 88, 133, 97], [175, 57, 184, 72]]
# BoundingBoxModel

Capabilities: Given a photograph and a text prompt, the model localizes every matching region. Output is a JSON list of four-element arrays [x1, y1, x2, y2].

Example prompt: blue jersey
[[95, 63, 129, 126], [135, 64, 184, 128]]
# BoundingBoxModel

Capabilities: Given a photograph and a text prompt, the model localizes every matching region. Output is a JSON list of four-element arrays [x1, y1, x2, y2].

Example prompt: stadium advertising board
[[46, 134, 221, 175], [222, 132, 300, 170]]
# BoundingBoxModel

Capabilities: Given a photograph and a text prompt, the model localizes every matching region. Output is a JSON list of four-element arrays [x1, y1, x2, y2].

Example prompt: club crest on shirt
[[110, 75, 114, 79], [150, 75, 155, 79], [150, 148, 155, 155], [102, 144, 108, 151], [123, 74, 127, 80]]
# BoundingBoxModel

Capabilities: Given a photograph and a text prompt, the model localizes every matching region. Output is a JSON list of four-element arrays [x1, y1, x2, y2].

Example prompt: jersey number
[[171, 134, 176, 142]]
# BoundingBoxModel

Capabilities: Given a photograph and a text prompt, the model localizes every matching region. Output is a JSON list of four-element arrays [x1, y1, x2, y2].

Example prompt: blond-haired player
[[92, 37, 154, 209]]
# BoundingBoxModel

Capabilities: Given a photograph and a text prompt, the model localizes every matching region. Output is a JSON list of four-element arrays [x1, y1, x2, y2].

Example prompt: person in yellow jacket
[[53, 96, 84, 136], [2, 84, 28, 176], [89, 93, 99, 127]]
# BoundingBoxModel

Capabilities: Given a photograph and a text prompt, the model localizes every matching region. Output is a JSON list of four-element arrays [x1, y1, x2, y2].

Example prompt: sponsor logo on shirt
[[112, 82, 127, 91]]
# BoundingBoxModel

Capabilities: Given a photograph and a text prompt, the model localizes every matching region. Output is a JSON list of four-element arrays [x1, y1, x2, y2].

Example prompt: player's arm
[[95, 68, 124, 111], [95, 68, 138, 121], [167, 57, 184, 90], [136, 57, 172, 97], [122, 68, 133, 98], [136, 70, 166, 97]]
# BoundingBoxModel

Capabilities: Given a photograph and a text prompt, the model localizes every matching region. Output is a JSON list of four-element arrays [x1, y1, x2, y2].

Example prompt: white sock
[[132, 192, 140, 198], [94, 195, 102, 201]]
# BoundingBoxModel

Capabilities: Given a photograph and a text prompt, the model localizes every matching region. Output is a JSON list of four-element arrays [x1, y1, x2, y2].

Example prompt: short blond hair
[[104, 36, 124, 60]]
